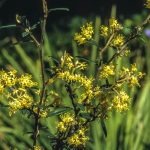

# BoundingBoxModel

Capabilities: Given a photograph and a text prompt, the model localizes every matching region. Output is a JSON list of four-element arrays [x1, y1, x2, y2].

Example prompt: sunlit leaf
[[47, 107, 72, 117]]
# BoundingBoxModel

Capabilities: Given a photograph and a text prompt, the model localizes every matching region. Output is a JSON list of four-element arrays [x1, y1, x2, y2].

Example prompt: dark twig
[[31, 0, 48, 148]]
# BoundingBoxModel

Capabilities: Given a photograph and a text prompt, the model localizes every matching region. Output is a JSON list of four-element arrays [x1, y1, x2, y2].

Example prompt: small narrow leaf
[[48, 56, 60, 65], [86, 40, 99, 47], [0, 103, 9, 107], [75, 56, 97, 64], [48, 8, 69, 13], [22, 31, 29, 37], [100, 120, 107, 137], [79, 113, 91, 119], [48, 107, 72, 117], [76, 103, 85, 111], [0, 24, 16, 30]]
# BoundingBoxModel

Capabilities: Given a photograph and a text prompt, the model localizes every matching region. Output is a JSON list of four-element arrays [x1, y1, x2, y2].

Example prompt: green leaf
[[21, 21, 40, 37], [22, 31, 29, 37], [48, 56, 60, 65], [0, 102, 9, 107], [0, 127, 14, 133], [75, 56, 97, 64], [139, 36, 146, 43], [0, 24, 16, 30], [100, 120, 107, 137], [48, 8, 69, 13], [1, 48, 24, 73], [79, 113, 91, 119], [47, 107, 72, 117], [76, 103, 85, 111], [86, 40, 99, 47]]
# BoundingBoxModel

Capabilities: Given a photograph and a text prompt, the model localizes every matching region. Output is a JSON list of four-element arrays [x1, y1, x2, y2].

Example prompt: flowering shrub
[[0, 0, 150, 149]]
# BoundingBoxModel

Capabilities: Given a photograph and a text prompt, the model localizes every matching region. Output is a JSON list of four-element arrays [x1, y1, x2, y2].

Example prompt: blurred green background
[[0, 0, 150, 149]]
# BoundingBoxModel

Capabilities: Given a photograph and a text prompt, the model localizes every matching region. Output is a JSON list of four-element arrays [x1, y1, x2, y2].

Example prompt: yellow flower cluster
[[120, 48, 130, 57], [57, 71, 93, 90], [74, 19, 126, 52], [0, 70, 37, 116], [78, 86, 101, 103], [50, 49, 145, 148], [100, 18, 123, 41], [57, 113, 76, 132], [109, 18, 123, 31], [67, 128, 89, 147], [99, 64, 115, 79], [33, 145, 42, 150], [33, 107, 48, 118], [60, 52, 87, 71], [119, 64, 145, 87], [57, 52, 100, 104], [111, 34, 125, 47], [112, 91, 130, 112], [145, 0, 150, 8], [8, 88, 33, 116], [74, 22, 94, 45], [18, 74, 37, 88], [0, 70, 17, 92], [100, 25, 109, 37], [60, 52, 74, 69], [100, 18, 124, 47]]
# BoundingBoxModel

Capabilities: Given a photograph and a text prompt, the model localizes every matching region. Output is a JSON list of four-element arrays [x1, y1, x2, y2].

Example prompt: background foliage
[[0, 1, 150, 150]]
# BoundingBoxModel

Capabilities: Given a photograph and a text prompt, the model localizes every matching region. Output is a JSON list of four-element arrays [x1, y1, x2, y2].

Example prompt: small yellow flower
[[119, 64, 145, 87], [111, 34, 125, 47], [9, 91, 33, 116], [57, 122, 67, 132], [129, 76, 139, 87], [78, 86, 101, 104], [74, 60, 87, 70], [0, 84, 4, 93], [109, 18, 123, 31], [57, 70, 93, 90], [59, 52, 88, 71], [81, 22, 94, 39], [131, 63, 137, 72], [34, 145, 42, 150], [57, 113, 76, 132], [138, 72, 145, 79], [74, 22, 94, 45], [61, 113, 75, 124], [33, 107, 48, 118], [100, 25, 109, 37], [112, 91, 130, 112], [74, 33, 86, 45], [99, 64, 115, 79], [18, 74, 37, 88], [124, 48, 130, 56], [67, 128, 89, 147], [0, 70, 17, 87]]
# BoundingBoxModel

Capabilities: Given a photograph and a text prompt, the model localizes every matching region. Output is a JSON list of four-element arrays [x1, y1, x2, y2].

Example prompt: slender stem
[[29, 32, 46, 147], [65, 83, 78, 116], [100, 33, 115, 55], [94, 32, 115, 86], [97, 33, 115, 67], [30, 0, 48, 148]]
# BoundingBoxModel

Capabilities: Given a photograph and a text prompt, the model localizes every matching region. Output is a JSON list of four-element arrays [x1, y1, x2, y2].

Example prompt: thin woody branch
[[107, 14, 150, 64]]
